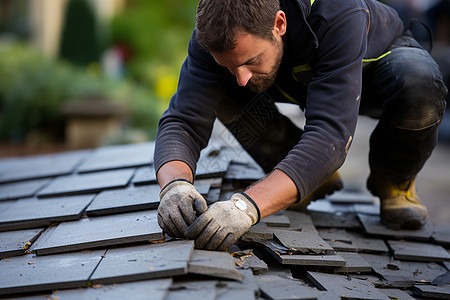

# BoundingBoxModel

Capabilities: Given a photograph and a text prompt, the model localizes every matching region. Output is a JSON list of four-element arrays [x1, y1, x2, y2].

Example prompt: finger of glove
[[168, 207, 190, 236], [194, 196, 207, 216], [194, 220, 220, 249], [157, 212, 179, 238], [178, 197, 198, 226], [185, 211, 213, 240], [204, 227, 231, 251], [158, 202, 188, 237], [217, 233, 238, 252]]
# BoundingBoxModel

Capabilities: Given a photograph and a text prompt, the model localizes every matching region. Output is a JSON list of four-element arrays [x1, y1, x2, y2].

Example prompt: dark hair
[[196, 0, 281, 52]]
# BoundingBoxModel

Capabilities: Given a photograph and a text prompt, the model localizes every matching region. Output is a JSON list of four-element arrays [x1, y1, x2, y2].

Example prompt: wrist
[[231, 192, 261, 224], [160, 178, 193, 198]]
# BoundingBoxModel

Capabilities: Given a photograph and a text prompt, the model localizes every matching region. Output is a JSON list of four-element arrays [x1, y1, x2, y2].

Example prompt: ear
[[273, 10, 287, 36]]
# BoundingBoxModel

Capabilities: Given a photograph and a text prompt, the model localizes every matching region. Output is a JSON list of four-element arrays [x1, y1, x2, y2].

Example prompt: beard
[[247, 39, 283, 94]]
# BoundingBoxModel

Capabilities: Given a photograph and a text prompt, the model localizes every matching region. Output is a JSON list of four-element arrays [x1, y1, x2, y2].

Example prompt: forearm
[[245, 169, 298, 218], [156, 161, 194, 188]]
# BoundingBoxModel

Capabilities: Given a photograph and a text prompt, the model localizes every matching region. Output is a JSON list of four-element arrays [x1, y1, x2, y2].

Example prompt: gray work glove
[[158, 179, 208, 238], [185, 192, 260, 251]]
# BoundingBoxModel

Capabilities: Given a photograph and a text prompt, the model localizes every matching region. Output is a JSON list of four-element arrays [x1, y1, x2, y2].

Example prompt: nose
[[233, 67, 252, 87]]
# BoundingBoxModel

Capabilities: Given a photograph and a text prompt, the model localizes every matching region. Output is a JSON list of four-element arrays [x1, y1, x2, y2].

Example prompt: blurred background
[[0, 0, 199, 154], [0, 0, 448, 154]]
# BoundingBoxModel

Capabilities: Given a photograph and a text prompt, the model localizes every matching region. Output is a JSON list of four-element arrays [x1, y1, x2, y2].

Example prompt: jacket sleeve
[[275, 10, 368, 199], [154, 30, 227, 177]]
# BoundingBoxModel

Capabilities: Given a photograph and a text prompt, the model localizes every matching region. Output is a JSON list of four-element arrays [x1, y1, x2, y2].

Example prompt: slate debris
[[0, 249, 105, 295], [50, 278, 172, 300], [413, 284, 450, 299], [33, 210, 163, 255], [86, 184, 161, 216], [0, 195, 94, 231], [334, 252, 372, 273], [0, 228, 44, 259], [307, 271, 391, 300], [76, 142, 155, 173], [432, 225, 450, 246], [258, 279, 323, 300], [37, 169, 135, 198], [274, 231, 334, 254], [261, 213, 291, 228], [387, 240, 450, 262], [188, 249, 244, 281], [0, 150, 89, 184], [234, 251, 269, 274], [90, 240, 194, 284], [0, 179, 50, 201]]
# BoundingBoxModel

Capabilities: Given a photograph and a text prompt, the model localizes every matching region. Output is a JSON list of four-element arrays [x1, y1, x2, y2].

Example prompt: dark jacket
[[154, 0, 404, 199]]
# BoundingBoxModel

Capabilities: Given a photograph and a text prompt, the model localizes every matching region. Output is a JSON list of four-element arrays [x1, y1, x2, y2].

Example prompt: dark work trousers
[[215, 34, 447, 183]]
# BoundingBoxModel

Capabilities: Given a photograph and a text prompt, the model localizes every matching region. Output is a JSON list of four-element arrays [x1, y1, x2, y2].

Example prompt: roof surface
[[0, 136, 449, 299]]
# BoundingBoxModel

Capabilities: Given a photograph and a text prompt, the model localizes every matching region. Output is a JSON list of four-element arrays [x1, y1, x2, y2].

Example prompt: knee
[[390, 63, 447, 130]]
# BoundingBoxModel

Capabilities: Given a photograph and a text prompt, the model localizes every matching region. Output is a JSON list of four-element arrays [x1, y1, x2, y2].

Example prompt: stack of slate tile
[[0, 139, 449, 299]]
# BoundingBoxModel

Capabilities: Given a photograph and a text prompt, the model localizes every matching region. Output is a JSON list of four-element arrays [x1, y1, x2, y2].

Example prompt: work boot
[[288, 172, 343, 212], [366, 172, 428, 229]]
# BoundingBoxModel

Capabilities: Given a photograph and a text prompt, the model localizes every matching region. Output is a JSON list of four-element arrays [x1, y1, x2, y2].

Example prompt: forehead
[[211, 32, 272, 68]]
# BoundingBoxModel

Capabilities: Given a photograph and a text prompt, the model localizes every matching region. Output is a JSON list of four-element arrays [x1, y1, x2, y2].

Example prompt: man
[[155, 0, 447, 251]]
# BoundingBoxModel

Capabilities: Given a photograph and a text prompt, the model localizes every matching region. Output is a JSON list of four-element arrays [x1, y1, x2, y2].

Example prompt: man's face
[[211, 31, 284, 94]]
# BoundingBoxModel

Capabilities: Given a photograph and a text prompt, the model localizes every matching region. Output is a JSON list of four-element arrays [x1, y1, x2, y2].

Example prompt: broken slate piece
[[188, 249, 244, 281], [0, 228, 44, 258], [234, 252, 268, 274], [0, 150, 89, 184], [387, 240, 450, 262], [432, 225, 450, 246], [90, 240, 194, 284], [357, 214, 433, 241], [275, 252, 346, 267], [284, 210, 318, 233], [86, 184, 160, 216], [0, 195, 94, 231], [274, 231, 334, 254], [0, 179, 50, 201], [378, 288, 416, 300], [334, 252, 372, 273], [33, 210, 162, 255], [0, 249, 105, 295], [37, 169, 134, 198], [360, 253, 448, 287], [413, 284, 450, 299], [309, 211, 361, 229], [165, 280, 217, 300], [51, 278, 172, 300], [307, 271, 390, 300], [347, 232, 389, 254], [261, 213, 290, 228], [77, 142, 155, 173], [259, 279, 322, 300]]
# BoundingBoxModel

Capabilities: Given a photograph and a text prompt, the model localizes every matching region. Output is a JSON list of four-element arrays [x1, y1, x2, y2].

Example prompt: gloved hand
[[185, 192, 260, 251], [158, 179, 208, 238]]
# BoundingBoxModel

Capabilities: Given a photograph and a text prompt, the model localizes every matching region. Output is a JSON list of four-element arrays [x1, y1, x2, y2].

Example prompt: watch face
[[234, 199, 248, 211]]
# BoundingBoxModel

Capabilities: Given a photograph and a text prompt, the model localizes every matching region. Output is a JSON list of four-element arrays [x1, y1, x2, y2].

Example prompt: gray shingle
[[0, 179, 50, 201], [37, 169, 134, 198], [90, 240, 194, 284], [33, 210, 162, 255], [0, 250, 105, 295], [0, 228, 44, 258]]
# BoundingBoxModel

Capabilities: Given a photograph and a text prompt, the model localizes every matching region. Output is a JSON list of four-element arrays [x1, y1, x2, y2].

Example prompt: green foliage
[[0, 42, 162, 142], [110, 0, 199, 104], [59, 0, 100, 66]]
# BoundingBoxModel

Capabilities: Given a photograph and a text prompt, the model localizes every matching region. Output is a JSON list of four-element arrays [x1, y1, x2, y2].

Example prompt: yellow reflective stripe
[[362, 51, 392, 63], [311, 0, 315, 5], [292, 64, 312, 74], [275, 84, 299, 104]]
